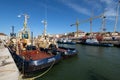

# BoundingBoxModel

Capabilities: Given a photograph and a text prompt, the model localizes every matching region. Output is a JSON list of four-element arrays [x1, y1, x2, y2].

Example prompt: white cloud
[[100, 0, 118, 20], [84, 0, 102, 10], [106, 17, 115, 20], [66, 2, 90, 16], [17, 15, 21, 18], [60, 0, 91, 16], [104, 9, 116, 16], [100, 0, 113, 5], [59, 0, 118, 20]]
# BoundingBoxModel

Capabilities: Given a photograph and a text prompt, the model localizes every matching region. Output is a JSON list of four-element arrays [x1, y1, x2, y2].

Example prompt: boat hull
[[57, 41, 76, 45], [40, 47, 78, 58], [8, 47, 61, 73], [80, 42, 113, 47], [57, 47, 78, 58], [114, 44, 120, 47]]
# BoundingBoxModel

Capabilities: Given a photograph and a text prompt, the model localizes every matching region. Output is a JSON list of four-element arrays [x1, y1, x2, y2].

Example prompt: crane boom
[[114, 1, 120, 32], [71, 14, 103, 37]]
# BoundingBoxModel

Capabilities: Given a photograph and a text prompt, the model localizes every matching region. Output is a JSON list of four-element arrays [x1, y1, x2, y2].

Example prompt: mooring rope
[[6, 40, 56, 80], [19, 59, 55, 80]]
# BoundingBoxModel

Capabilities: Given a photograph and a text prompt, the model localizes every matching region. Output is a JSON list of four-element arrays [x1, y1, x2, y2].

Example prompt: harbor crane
[[70, 19, 79, 37], [101, 14, 106, 33], [114, 0, 120, 32], [70, 14, 104, 37]]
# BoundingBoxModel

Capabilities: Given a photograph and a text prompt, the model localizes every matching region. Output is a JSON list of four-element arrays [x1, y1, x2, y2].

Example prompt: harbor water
[[35, 44, 120, 80]]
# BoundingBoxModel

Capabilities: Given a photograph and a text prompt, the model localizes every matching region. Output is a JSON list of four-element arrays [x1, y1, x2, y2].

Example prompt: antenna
[[10, 26, 16, 38], [12, 26, 14, 33]]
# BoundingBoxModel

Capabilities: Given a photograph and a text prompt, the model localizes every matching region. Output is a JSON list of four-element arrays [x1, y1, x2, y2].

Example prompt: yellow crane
[[70, 14, 104, 37], [114, 0, 120, 32], [70, 19, 79, 37]]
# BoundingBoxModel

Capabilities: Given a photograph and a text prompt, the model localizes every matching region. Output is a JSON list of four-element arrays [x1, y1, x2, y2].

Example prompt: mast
[[18, 13, 30, 39], [41, 1, 48, 38], [42, 20, 47, 37], [23, 14, 29, 31], [114, 1, 120, 32], [31, 32, 33, 45]]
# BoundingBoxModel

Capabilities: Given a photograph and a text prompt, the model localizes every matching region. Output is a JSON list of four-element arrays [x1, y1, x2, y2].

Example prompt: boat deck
[[57, 48, 66, 52], [20, 50, 53, 61]]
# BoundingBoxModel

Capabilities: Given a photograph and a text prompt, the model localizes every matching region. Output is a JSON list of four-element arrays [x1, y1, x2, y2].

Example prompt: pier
[[100, 40, 120, 45], [0, 44, 19, 80]]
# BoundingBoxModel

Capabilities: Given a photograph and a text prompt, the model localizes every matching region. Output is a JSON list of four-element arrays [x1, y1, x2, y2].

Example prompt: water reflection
[[35, 44, 120, 80], [88, 69, 109, 80]]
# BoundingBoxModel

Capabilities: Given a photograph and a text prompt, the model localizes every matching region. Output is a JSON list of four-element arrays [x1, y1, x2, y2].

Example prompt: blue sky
[[0, 0, 119, 36]]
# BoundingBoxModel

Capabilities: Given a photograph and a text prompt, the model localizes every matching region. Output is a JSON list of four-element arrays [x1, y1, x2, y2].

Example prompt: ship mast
[[42, 2, 48, 38], [23, 14, 29, 31], [42, 20, 47, 37], [114, 1, 120, 32], [18, 13, 30, 39]]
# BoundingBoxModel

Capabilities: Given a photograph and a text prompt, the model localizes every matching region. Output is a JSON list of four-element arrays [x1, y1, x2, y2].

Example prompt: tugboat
[[57, 38, 76, 45], [39, 43, 78, 58], [80, 33, 113, 47], [57, 46, 78, 58], [8, 14, 61, 74], [80, 37, 113, 47], [35, 20, 78, 58]]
